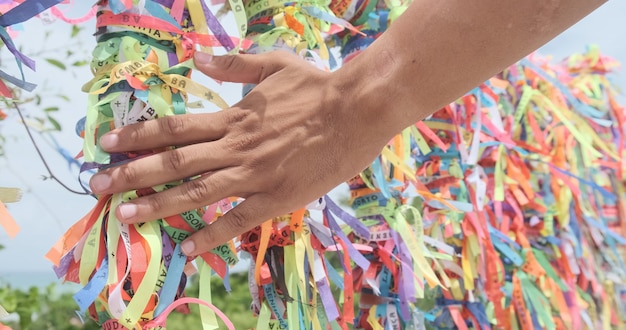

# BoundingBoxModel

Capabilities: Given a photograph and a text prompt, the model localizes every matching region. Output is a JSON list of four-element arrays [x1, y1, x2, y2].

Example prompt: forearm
[[335, 0, 607, 139]]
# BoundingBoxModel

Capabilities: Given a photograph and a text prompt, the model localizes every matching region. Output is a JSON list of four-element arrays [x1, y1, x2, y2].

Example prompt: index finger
[[99, 111, 230, 152]]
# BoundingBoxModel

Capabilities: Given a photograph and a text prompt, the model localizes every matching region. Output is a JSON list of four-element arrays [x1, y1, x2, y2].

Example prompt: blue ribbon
[[73, 258, 109, 313], [154, 243, 187, 317]]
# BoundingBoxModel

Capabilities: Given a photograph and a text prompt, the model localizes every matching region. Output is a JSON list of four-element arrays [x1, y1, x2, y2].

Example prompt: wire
[[13, 102, 92, 196]]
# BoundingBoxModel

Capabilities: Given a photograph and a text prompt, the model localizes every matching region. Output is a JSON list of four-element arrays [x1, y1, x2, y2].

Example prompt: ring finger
[[113, 167, 246, 223]]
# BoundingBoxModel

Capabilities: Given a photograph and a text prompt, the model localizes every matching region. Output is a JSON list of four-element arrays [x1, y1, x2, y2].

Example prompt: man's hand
[[89, 51, 390, 256]]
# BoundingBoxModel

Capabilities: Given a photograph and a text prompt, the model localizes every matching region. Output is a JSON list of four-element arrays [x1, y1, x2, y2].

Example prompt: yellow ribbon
[[91, 60, 228, 110]]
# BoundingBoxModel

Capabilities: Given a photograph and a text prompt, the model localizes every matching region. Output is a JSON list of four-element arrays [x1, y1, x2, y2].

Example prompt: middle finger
[[90, 140, 235, 194]]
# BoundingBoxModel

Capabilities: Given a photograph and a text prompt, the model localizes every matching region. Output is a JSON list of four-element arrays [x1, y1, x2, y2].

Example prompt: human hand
[[89, 50, 393, 256]]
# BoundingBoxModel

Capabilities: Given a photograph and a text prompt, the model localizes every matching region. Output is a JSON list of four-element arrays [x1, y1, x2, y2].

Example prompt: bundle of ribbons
[[0, 0, 624, 329], [45, 0, 247, 329], [327, 0, 626, 328]]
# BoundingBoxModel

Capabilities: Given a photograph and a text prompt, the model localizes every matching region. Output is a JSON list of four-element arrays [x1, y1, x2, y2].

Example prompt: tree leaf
[[71, 24, 82, 38], [45, 58, 66, 70], [44, 106, 59, 112], [72, 60, 89, 67], [47, 116, 62, 131], [57, 94, 70, 102]]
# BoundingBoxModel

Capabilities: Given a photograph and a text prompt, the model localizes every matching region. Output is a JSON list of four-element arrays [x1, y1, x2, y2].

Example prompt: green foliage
[[1, 243, 100, 329], [165, 272, 257, 330], [0, 283, 101, 330], [0, 285, 40, 329], [0, 272, 258, 330]]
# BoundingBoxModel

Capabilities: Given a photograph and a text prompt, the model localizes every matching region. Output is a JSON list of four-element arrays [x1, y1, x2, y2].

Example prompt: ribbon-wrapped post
[[46, 1, 242, 328]]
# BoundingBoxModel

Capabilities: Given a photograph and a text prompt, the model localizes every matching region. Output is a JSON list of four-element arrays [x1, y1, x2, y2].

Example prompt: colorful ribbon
[[0, 0, 624, 329]]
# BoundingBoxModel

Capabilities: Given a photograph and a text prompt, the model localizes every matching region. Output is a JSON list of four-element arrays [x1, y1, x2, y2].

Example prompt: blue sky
[[1, 1, 625, 279]]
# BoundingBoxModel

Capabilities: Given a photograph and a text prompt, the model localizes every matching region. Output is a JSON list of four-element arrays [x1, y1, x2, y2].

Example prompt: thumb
[[193, 51, 290, 84]]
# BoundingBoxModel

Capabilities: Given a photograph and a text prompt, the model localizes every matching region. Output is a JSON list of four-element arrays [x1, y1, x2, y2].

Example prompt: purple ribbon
[[0, 0, 66, 27], [323, 203, 370, 271], [52, 247, 75, 278], [199, 0, 236, 51], [324, 194, 370, 239], [317, 279, 340, 321], [393, 231, 415, 321]]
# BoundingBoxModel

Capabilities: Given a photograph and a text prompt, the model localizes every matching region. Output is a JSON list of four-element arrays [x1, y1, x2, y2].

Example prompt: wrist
[[331, 48, 414, 146]]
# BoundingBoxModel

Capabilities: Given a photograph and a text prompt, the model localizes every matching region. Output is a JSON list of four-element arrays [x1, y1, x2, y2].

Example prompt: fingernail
[[118, 203, 138, 221], [194, 52, 213, 65], [181, 240, 195, 256], [100, 133, 119, 150], [90, 174, 111, 192]]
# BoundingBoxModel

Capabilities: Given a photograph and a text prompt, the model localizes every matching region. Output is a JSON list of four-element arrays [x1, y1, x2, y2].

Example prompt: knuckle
[[273, 179, 292, 197], [225, 109, 248, 125], [118, 165, 138, 185], [125, 129, 141, 146], [165, 149, 186, 171], [221, 55, 239, 72], [199, 227, 216, 246], [227, 207, 248, 231], [226, 134, 256, 152], [160, 115, 186, 137], [184, 178, 211, 204], [256, 51, 290, 81], [146, 194, 164, 215]]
